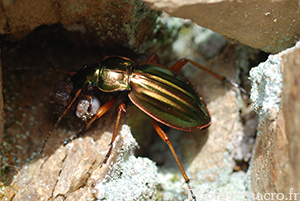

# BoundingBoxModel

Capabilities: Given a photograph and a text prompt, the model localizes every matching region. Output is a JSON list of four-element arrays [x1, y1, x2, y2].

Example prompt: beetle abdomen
[[129, 63, 211, 131]]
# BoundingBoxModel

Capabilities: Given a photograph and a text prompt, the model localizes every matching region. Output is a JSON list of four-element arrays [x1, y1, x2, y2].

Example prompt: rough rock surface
[[143, 0, 300, 53], [249, 41, 300, 199], [0, 1, 266, 200], [0, 0, 158, 52], [0, 29, 256, 200], [0, 50, 3, 145], [0, 33, 160, 199]]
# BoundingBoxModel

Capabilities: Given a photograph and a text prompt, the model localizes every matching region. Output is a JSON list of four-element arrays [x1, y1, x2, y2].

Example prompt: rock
[[249, 41, 300, 197], [0, 51, 3, 145], [1, 2, 266, 200], [1, 40, 159, 200], [0, 0, 159, 52], [282, 41, 300, 194], [143, 0, 300, 53]]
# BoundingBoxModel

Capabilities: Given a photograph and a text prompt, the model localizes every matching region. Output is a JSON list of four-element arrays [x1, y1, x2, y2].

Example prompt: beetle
[[38, 54, 246, 201]]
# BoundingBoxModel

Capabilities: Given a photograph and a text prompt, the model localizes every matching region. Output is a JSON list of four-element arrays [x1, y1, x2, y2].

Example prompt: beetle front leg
[[63, 98, 116, 145], [40, 88, 82, 155], [151, 119, 197, 201], [102, 102, 127, 165]]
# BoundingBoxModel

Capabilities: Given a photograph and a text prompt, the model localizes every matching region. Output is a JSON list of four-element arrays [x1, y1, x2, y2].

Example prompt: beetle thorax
[[97, 56, 133, 92]]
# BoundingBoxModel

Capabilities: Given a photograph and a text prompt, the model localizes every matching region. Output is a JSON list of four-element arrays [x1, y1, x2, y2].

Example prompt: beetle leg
[[151, 119, 197, 201], [40, 88, 83, 155], [146, 53, 160, 64], [102, 102, 127, 165], [172, 59, 248, 95], [63, 98, 117, 145]]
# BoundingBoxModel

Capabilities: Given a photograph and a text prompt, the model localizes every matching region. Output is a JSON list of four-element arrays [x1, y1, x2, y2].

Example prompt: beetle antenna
[[3, 66, 75, 76], [40, 89, 82, 155]]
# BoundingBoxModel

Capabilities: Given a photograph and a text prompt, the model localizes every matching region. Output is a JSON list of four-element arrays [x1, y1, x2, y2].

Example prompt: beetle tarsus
[[223, 78, 249, 96], [63, 126, 85, 145], [187, 182, 197, 201], [102, 143, 113, 165]]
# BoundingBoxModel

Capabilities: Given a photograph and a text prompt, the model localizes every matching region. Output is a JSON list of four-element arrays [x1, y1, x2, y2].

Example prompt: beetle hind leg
[[171, 58, 248, 95], [151, 119, 197, 201]]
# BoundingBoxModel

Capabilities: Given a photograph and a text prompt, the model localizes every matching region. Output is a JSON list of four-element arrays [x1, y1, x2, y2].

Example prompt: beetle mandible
[[41, 54, 246, 201]]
